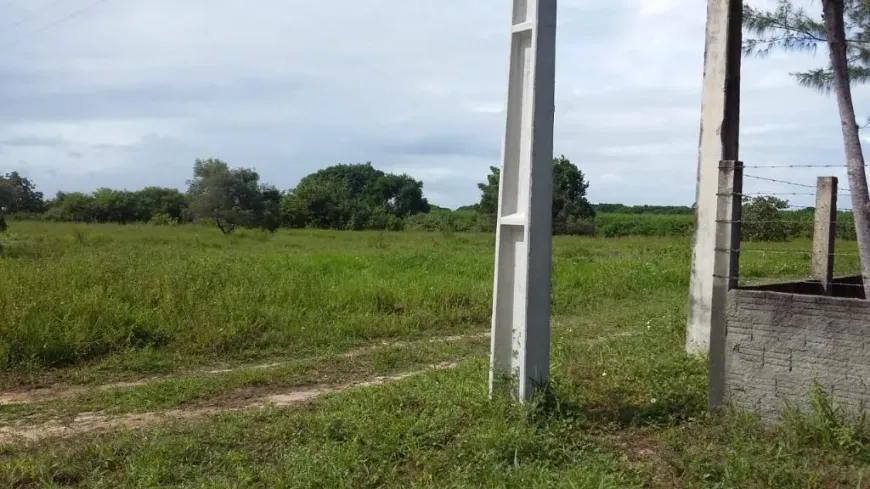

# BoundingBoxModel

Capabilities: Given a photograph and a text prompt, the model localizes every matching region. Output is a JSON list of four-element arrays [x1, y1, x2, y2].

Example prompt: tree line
[[0, 155, 603, 234], [2, 158, 855, 241]]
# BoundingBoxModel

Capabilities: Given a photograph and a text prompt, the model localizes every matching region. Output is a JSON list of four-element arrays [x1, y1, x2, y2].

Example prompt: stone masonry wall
[[725, 289, 870, 420]]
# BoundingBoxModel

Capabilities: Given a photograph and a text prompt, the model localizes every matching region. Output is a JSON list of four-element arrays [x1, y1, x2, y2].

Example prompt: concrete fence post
[[708, 159, 743, 411], [812, 176, 838, 295], [686, 0, 744, 356]]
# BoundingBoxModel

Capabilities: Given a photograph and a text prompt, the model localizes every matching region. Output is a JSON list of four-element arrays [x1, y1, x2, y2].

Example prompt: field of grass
[[1, 222, 869, 488]]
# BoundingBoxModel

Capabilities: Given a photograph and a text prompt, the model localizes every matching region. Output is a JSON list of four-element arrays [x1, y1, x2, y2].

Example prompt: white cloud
[[0, 0, 867, 208]]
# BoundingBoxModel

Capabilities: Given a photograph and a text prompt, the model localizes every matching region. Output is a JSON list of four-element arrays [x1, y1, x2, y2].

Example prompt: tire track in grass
[[0, 314, 628, 406], [0, 332, 491, 406], [0, 361, 461, 445], [0, 330, 635, 445]]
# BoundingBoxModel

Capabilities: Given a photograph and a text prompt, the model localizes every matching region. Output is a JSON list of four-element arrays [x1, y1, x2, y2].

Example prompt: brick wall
[[725, 288, 870, 420]]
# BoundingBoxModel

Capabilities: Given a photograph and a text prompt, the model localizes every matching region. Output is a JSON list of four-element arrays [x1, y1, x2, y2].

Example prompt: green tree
[[742, 195, 790, 241], [0, 172, 45, 213], [282, 163, 428, 230], [132, 187, 188, 222], [185, 158, 278, 234], [477, 168, 501, 217], [44, 192, 96, 222], [476, 155, 595, 234], [40, 186, 188, 224], [90, 188, 135, 224]]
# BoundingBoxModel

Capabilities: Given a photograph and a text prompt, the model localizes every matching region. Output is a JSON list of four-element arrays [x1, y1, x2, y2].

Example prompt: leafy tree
[[477, 168, 501, 218], [44, 192, 96, 222], [185, 158, 278, 234], [282, 163, 428, 230], [477, 155, 595, 234], [39, 186, 187, 224], [90, 188, 135, 224], [552, 155, 596, 233], [0, 184, 11, 231], [742, 195, 790, 241], [0, 172, 44, 213], [133, 187, 188, 222], [258, 184, 282, 232]]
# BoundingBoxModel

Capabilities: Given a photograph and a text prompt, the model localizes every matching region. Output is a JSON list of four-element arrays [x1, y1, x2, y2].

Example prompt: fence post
[[812, 176, 838, 295], [685, 0, 744, 356], [708, 159, 742, 411]]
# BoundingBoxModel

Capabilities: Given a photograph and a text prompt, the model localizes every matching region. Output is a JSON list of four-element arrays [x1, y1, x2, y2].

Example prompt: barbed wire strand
[[744, 174, 817, 188], [716, 247, 859, 256], [718, 220, 828, 224], [3, 0, 70, 30], [743, 164, 870, 168], [6, 0, 115, 48], [723, 192, 852, 197], [715, 275, 868, 288]]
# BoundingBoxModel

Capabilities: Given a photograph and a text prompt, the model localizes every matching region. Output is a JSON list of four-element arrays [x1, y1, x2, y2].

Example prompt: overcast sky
[[0, 0, 866, 208]]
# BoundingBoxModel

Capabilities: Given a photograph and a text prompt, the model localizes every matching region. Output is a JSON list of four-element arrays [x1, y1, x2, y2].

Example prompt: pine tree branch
[[791, 65, 870, 91], [744, 2, 828, 43], [743, 0, 870, 54]]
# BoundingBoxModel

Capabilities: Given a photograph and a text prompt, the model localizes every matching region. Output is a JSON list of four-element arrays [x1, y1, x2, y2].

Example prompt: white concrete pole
[[686, 0, 743, 355], [488, 0, 557, 403]]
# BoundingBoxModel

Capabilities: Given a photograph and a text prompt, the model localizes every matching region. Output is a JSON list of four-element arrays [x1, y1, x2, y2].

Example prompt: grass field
[[1, 222, 869, 488]]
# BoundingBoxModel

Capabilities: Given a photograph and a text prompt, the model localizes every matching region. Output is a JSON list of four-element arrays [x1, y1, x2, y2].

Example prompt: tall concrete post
[[812, 176, 838, 295], [708, 159, 743, 411], [686, 0, 743, 355], [489, 0, 557, 402]]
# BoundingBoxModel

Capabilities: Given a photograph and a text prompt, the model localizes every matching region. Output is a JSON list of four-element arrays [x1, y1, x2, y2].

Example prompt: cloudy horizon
[[0, 0, 867, 209]]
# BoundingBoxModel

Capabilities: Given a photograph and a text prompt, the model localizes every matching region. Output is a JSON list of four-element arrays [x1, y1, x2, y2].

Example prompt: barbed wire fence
[[714, 160, 864, 296]]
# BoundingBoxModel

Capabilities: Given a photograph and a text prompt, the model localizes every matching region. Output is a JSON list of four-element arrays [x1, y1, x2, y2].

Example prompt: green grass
[[1, 222, 869, 487], [0, 222, 700, 379], [0, 223, 496, 376]]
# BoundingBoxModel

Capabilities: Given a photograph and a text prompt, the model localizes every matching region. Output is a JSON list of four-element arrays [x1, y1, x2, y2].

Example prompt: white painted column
[[488, 0, 557, 402], [686, 0, 743, 355]]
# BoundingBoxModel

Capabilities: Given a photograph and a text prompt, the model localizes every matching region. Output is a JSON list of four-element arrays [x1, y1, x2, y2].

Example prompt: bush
[[741, 196, 789, 242], [6, 212, 44, 221], [553, 216, 596, 236], [404, 209, 481, 233], [595, 213, 694, 238], [149, 212, 177, 226]]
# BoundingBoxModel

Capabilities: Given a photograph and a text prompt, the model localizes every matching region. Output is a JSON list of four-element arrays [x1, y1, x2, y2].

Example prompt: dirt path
[[0, 330, 635, 445], [0, 332, 490, 406], [0, 362, 459, 445]]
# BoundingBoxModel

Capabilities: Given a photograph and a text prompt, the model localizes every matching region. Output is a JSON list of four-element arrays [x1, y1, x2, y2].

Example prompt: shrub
[[741, 196, 789, 242], [149, 212, 177, 226], [595, 213, 695, 238]]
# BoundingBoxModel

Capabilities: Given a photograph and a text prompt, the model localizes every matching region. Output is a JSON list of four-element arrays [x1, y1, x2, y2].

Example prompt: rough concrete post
[[489, 0, 557, 403], [708, 159, 742, 411], [812, 176, 838, 295], [686, 0, 743, 355]]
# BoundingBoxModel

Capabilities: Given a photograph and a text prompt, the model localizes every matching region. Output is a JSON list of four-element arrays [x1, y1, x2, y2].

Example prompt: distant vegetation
[[0, 158, 854, 241]]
